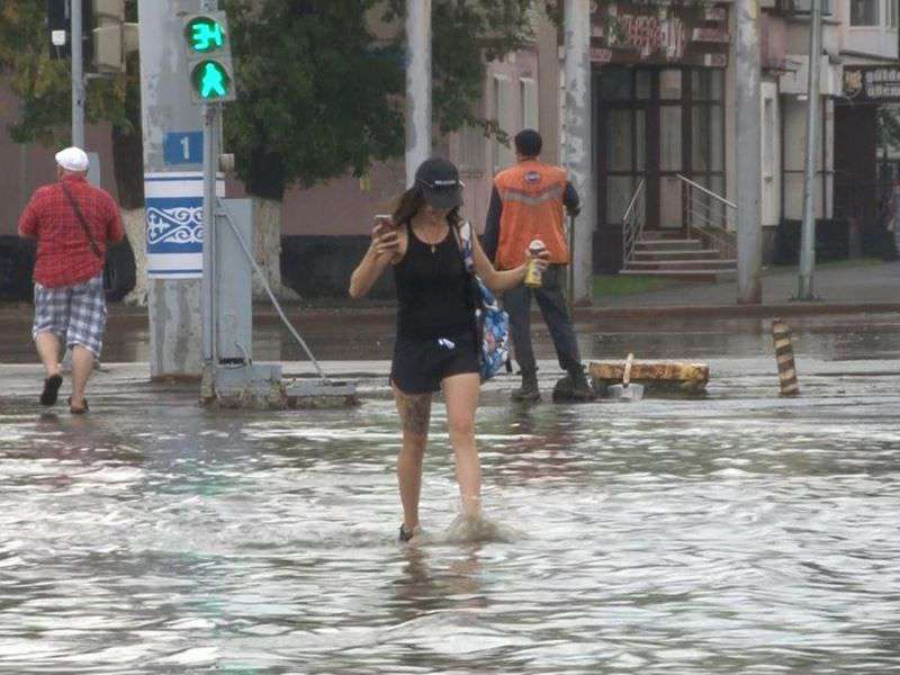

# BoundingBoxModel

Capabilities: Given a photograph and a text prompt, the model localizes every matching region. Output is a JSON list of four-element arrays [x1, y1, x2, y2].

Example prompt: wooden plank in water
[[588, 360, 710, 396]]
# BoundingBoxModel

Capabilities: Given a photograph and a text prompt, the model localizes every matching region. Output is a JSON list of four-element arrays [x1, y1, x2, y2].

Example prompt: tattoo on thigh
[[399, 393, 432, 435]]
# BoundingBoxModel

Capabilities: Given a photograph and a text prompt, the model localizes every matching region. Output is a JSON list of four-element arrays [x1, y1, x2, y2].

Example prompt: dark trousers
[[503, 264, 583, 377]]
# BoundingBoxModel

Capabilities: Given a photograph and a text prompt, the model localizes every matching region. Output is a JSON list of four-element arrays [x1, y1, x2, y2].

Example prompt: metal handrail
[[676, 173, 737, 210], [677, 174, 737, 254], [622, 178, 646, 224], [692, 197, 737, 228], [621, 179, 646, 268]]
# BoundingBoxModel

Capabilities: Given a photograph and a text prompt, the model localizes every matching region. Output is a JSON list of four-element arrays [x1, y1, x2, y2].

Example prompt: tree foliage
[[384, 0, 534, 134], [0, 0, 143, 207], [2, 0, 540, 204], [225, 0, 537, 200], [877, 107, 900, 155], [224, 0, 406, 199]]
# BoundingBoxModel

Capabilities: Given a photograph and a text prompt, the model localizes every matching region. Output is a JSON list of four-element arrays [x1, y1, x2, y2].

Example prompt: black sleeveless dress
[[390, 225, 479, 393]]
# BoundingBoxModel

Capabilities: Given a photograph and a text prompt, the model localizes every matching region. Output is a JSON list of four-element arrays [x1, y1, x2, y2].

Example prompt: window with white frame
[[493, 76, 514, 173], [520, 78, 538, 131], [850, 0, 880, 25]]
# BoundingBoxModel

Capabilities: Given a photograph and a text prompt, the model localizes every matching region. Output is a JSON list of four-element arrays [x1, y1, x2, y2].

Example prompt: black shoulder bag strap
[[60, 181, 103, 260]]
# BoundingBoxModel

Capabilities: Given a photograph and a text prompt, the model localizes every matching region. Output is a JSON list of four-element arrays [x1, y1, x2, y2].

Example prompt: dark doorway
[[834, 104, 878, 254], [595, 66, 725, 272]]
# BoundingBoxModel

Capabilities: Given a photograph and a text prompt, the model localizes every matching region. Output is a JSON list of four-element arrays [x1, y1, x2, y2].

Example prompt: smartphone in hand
[[373, 214, 394, 237]]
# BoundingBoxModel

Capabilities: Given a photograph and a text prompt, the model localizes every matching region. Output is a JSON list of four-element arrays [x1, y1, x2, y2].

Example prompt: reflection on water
[[4, 313, 900, 365], [1, 366, 900, 673]]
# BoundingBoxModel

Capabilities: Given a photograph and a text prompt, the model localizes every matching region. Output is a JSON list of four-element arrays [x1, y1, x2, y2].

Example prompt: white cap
[[55, 146, 90, 172]]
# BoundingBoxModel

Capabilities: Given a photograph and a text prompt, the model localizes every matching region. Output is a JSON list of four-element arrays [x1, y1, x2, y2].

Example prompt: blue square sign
[[163, 132, 204, 166]]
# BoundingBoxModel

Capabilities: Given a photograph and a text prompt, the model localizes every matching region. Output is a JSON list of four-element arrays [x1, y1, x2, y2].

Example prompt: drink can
[[525, 239, 545, 288]]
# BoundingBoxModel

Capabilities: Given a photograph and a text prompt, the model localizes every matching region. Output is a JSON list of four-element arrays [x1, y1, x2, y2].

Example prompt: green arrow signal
[[191, 61, 232, 100]]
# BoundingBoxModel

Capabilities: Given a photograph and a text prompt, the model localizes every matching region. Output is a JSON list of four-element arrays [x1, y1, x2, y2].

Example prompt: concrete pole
[[797, 0, 822, 301], [564, 0, 595, 305], [405, 0, 431, 187], [735, 0, 763, 305], [138, 0, 205, 378], [71, 0, 85, 149]]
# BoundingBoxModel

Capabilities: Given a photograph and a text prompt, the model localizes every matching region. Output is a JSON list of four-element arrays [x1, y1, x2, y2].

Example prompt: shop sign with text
[[591, 2, 729, 67]]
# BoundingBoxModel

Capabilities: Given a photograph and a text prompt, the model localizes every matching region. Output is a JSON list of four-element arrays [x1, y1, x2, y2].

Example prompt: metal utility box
[[216, 198, 252, 363]]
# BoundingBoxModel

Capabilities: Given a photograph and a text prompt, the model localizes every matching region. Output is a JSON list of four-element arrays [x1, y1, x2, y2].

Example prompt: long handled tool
[[608, 353, 644, 401]]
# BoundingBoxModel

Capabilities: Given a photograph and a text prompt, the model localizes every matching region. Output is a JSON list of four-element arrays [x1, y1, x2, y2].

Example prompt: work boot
[[568, 368, 597, 402], [511, 370, 541, 403]]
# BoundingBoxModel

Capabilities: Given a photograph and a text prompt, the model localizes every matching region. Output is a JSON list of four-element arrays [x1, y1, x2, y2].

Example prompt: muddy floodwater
[[1, 316, 899, 673]]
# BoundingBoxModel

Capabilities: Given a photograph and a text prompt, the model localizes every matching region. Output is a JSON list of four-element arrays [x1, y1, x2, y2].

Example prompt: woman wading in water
[[349, 158, 548, 542]]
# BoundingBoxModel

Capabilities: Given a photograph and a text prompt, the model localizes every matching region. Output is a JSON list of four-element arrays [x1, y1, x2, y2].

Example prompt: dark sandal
[[40, 374, 63, 406], [67, 396, 89, 415]]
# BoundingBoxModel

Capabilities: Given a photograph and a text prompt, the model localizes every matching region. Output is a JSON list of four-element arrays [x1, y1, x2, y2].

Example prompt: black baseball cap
[[415, 157, 464, 210]]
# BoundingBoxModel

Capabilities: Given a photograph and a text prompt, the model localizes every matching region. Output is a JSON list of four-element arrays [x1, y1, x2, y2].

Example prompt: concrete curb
[[4, 301, 897, 325]]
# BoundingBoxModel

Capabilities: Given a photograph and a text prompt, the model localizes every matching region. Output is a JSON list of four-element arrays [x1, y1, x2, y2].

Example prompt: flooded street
[[1, 316, 899, 673]]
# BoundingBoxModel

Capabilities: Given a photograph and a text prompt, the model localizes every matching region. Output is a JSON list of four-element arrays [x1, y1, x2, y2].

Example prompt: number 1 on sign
[[180, 136, 191, 161]]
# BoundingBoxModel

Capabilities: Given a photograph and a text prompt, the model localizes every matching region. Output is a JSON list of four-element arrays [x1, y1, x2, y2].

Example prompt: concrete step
[[632, 249, 722, 261], [635, 238, 705, 251], [639, 230, 692, 240], [625, 259, 737, 271]]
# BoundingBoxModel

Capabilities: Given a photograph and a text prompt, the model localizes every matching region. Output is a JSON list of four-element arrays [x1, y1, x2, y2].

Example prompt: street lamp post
[[564, 0, 595, 306], [405, 0, 431, 187], [796, 0, 823, 301], [735, 0, 763, 305], [71, 0, 85, 148]]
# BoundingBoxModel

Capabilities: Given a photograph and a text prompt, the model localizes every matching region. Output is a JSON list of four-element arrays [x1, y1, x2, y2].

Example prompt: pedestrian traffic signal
[[192, 61, 232, 100], [182, 11, 236, 104]]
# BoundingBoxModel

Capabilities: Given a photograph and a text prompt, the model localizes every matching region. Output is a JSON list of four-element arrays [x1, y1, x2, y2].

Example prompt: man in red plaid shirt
[[18, 147, 124, 414]]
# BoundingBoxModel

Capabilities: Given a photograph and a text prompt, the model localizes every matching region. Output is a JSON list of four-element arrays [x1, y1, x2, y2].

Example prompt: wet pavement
[[1, 314, 900, 673]]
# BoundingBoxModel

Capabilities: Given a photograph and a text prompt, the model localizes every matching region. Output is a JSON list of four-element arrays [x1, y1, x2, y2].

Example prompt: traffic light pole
[[71, 0, 85, 148], [201, 102, 219, 368], [200, 0, 220, 373]]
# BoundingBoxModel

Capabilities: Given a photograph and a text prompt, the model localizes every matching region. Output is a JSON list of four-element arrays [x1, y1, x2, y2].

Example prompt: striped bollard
[[772, 319, 800, 396]]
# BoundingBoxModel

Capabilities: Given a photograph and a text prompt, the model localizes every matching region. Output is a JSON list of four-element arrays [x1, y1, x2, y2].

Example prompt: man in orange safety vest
[[483, 129, 595, 403]]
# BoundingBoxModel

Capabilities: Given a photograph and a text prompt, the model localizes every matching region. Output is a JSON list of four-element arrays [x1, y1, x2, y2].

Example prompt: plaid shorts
[[33, 275, 107, 358]]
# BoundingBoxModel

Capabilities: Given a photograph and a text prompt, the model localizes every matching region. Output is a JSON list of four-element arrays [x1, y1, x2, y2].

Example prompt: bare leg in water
[[441, 372, 482, 520], [393, 387, 432, 534]]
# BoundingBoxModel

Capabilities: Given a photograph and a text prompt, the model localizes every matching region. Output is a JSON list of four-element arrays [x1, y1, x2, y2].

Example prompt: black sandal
[[40, 374, 63, 406], [67, 396, 89, 415]]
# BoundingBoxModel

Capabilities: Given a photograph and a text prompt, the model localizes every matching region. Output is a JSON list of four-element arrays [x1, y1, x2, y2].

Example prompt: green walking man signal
[[182, 12, 236, 104], [193, 61, 231, 99]]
